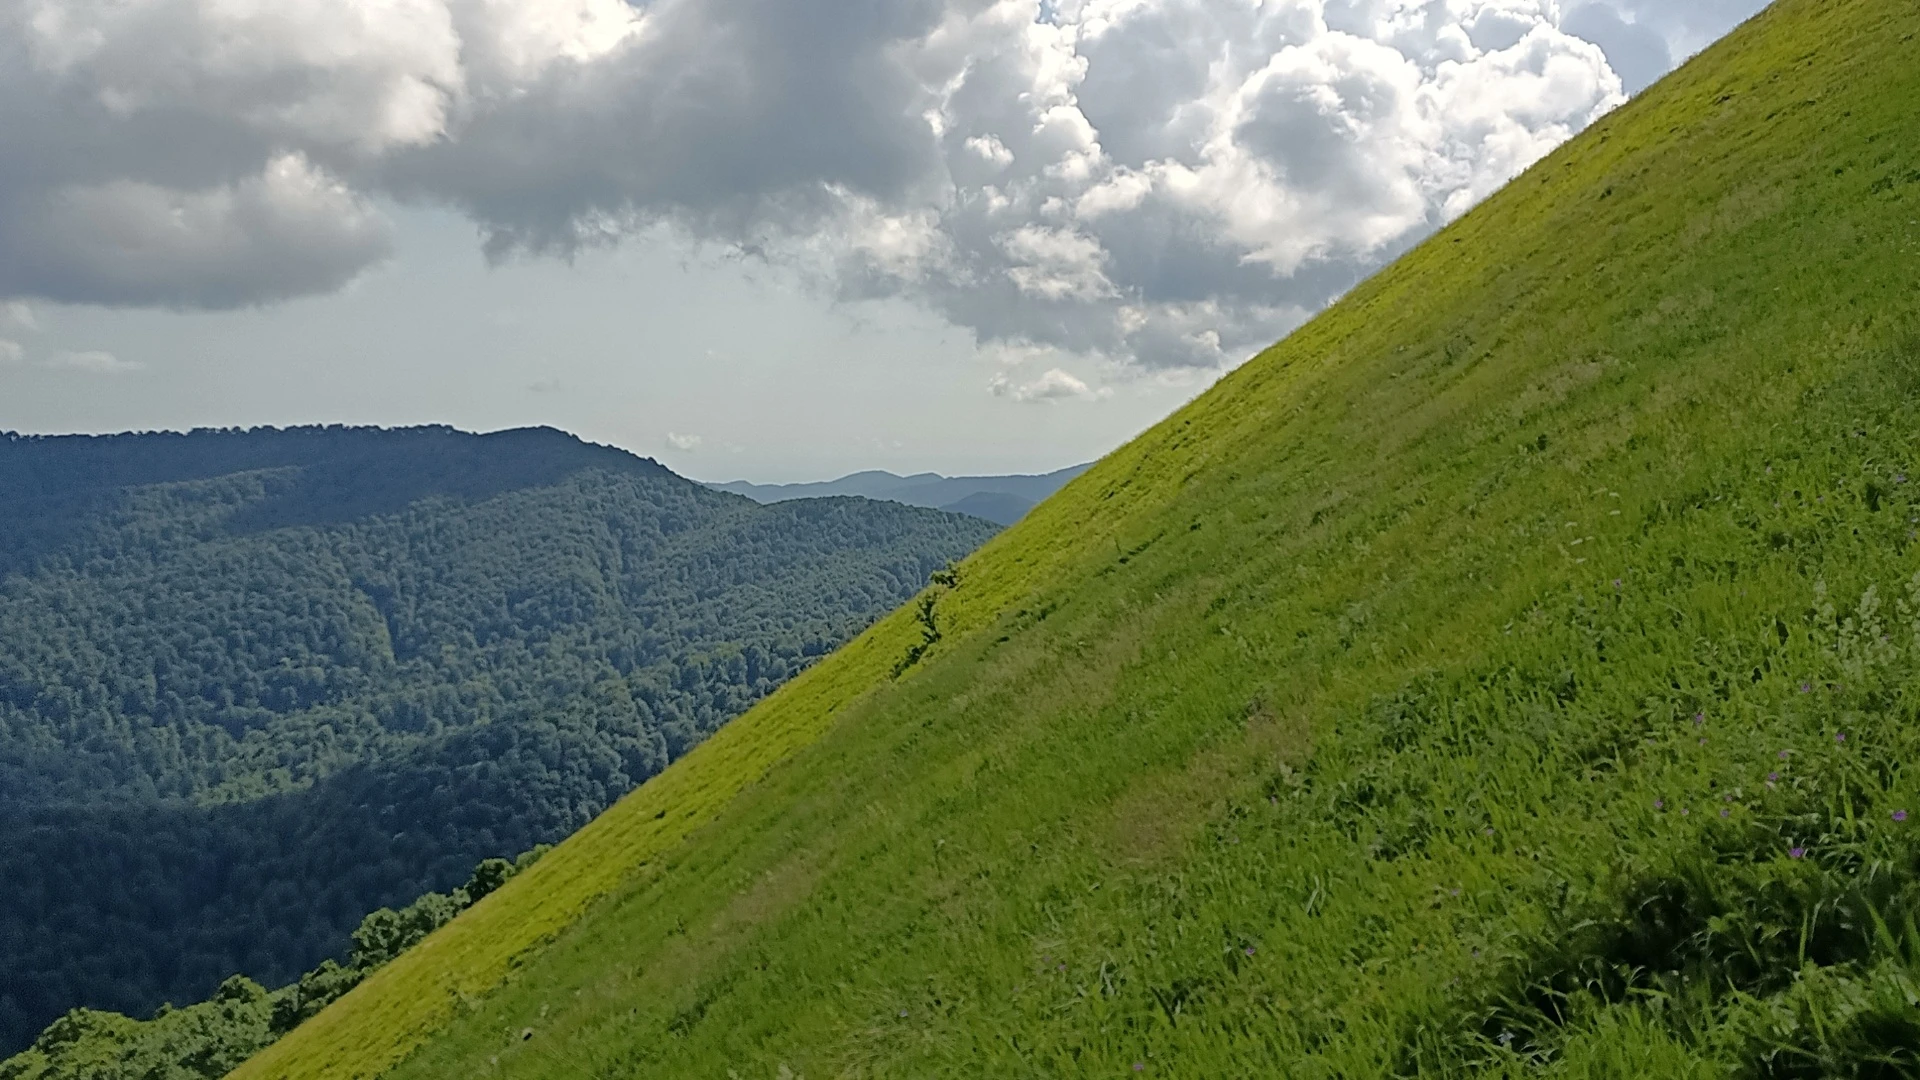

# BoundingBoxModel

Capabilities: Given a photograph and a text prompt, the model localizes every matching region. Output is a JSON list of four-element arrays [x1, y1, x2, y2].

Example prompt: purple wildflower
[[1134, 1064, 1146, 1073], [1721, 809, 1731, 818], [1654, 799, 1665, 810], [1244, 946, 1256, 957], [1789, 847, 1807, 859], [1768, 772, 1779, 782], [1779, 749, 1791, 760], [1694, 712, 1705, 725], [1896, 810, 1909, 823], [1836, 733, 1847, 744]]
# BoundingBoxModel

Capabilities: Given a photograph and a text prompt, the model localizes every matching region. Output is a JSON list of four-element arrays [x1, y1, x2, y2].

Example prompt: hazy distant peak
[[709, 463, 1092, 524]]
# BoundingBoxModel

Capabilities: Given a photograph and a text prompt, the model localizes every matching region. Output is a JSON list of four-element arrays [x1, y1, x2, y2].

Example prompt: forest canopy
[[0, 426, 997, 1054]]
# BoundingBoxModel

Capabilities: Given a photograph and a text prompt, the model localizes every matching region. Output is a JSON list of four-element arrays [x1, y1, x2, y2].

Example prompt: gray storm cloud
[[0, 0, 1761, 369]]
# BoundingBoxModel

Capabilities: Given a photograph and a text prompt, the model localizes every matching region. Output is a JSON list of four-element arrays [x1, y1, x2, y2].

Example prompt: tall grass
[[232, 0, 1920, 1076]]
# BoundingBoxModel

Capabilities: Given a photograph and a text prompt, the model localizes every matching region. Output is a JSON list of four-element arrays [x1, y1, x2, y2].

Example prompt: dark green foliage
[[0, 850, 544, 1080], [892, 565, 957, 677], [0, 426, 996, 1054]]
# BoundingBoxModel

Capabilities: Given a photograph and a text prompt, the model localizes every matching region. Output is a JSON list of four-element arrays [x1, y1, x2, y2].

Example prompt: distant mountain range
[[709, 464, 1092, 525]]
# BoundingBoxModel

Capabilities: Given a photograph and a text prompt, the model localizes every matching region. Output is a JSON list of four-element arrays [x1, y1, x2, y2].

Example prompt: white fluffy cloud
[[989, 366, 1108, 403], [0, 0, 1756, 368], [666, 432, 703, 451]]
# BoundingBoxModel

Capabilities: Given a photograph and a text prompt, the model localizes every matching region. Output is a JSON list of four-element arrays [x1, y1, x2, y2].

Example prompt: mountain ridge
[[708, 463, 1093, 524]]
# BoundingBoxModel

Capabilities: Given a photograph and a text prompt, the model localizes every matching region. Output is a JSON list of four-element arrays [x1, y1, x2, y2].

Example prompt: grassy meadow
[[233, 0, 1920, 1075]]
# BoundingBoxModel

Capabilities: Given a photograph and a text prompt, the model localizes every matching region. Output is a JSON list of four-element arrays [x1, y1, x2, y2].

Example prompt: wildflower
[[1721, 809, 1731, 818], [1836, 733, 1847, 744], [1654, 800, 1665, 810], [1699, 737, 1708, 745], [1484, 826, 1495, 835], [1613, 579, 1623, 590], [1779, 749, 1791, 760], [1895, 810, 1909, 823], [1800, 683, 1812, 694], [1680, 808, 1690, 817], [1789, 847, 1807, 859], [1768, 772, 1779, 782], [1134, 1064, 1146, 1073], [1694, 712, 1705, 725], [899, 1010, 909, 1018], [1244, 946, 1256, 957]]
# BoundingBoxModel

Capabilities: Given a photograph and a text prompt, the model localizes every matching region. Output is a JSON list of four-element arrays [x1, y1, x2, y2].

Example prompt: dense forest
[[1, 848, 546, 1080], [0, 426, 997, 1054]]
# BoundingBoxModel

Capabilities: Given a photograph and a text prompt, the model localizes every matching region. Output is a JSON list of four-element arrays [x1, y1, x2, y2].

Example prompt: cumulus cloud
[[1562, 4, 1669, 93], [0, 0, 1762, 369], [989, 366, 1107, 403], [666, 432, 703, 451], [0, 154, 393, 308]]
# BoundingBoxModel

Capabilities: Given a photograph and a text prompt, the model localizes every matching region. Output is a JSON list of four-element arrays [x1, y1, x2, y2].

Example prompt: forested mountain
[[0, 425, 996, 1054], [709, 464, 1090, 524]]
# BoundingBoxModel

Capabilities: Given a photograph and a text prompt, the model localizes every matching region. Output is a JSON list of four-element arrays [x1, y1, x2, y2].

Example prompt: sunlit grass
[[232, 0, 1920, 1076]]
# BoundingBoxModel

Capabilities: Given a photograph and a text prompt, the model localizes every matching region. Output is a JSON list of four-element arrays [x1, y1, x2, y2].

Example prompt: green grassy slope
[[235, 1, 1920, 1075]]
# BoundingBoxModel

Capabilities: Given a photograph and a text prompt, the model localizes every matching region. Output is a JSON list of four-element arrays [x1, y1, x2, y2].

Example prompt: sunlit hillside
[[233, 1, 1920, 1075]]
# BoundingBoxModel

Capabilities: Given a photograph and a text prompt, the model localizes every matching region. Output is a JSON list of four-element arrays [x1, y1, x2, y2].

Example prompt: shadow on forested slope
[[0, 426, 996, 1053]]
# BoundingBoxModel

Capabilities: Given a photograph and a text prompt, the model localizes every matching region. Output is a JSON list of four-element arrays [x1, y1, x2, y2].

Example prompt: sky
[[0, 0, 1769, 484]]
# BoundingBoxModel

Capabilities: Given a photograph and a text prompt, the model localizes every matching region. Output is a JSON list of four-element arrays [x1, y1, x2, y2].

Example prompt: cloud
[[989, 366, 1106, 403], [44, 349, 143, 373], [0, 339, 22, 366], [1579, 0, 1766, 59], [1562, 4, 1670, 94], [0, 153, 393, 308], [666, 432, 703, 451], [0, 301, 37, 332], [0, 0, 1764, 368]]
